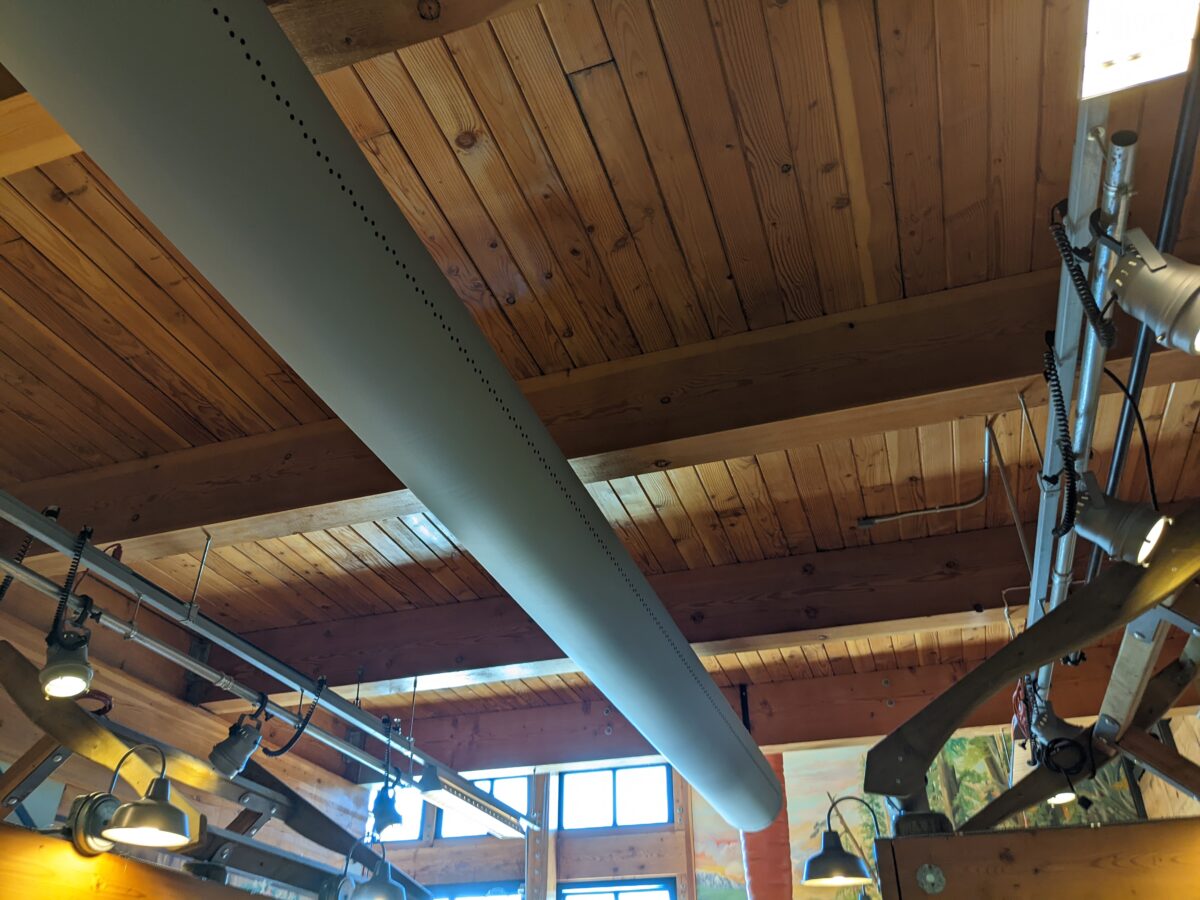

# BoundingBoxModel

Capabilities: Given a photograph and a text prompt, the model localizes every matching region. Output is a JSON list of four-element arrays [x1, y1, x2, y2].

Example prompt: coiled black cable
[[263, 675, 327, 757], [1043, 344, 1078, 537], [1050, 200, 1116, 349], [2, 506, 60, 606], [48, 526, 92, 644]]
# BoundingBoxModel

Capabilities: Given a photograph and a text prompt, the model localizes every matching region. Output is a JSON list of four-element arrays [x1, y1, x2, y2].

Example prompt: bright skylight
[[1082, 0, 1200, 98]]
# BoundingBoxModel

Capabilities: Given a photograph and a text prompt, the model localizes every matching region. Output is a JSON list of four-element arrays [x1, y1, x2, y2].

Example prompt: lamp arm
[[108, 742, 167, 792], [342, 833, 388, 879], [826, 795, 882, 838]]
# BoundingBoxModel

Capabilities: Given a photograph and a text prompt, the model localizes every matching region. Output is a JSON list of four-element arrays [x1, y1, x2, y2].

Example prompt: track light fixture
[[416, 764, 524, 839], [1074, 473, 1170, 566], [369, 716, 404, 837], [341, 836, 407, 900], [40, 630, 93, 699], [800, 796, 880, 888], [1112, 249, 1200, 355], [208, 713, 264, 779]]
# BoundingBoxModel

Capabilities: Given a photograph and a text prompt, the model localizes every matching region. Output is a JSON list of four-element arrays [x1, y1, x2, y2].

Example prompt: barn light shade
[[40, 636, 93, 699], [351, 858, 407, 900], [208, 716, 263, 779], [801, 830, 873, 887], [1075, 477, 1170, 566], [1112, 251, 1200, 355], [1082, 0, 1200, 98], [100, 744, 191, 849]]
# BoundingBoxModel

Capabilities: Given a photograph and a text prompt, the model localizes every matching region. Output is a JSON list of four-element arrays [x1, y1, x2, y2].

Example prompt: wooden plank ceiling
[[2, 1, 1200, 715]]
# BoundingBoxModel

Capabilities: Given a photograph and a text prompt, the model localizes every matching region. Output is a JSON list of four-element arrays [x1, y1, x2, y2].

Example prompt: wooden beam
[[1115, 726, 1200, 800], [878, 817, 1200, 898], [16, 269, 1196, 566], [203, 526, 1030, 711], [391, 643, 1197, 773], [0, 92, 79, 179]]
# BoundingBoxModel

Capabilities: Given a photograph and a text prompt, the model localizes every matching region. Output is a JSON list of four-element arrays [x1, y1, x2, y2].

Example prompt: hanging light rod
[[0, 511, 529, 839]]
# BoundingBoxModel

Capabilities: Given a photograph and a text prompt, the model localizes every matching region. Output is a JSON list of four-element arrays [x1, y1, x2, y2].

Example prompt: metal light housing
[[208, 716, 263, 779], [40, 636, 93, 699], [351, 858, 407, 900], [801, 830, 873, 887], [101, 775, 191, 848], [1112, 251, 1200, 355], [1075, 474, 1170, 566]]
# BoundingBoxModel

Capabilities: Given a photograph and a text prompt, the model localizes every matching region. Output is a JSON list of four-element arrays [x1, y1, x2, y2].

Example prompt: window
[[559, 763, 672, 830], [559, 878, 676, 900], [437, 775, 530, 839], [431, 882, 524, 900], [364, 783, 425, 843]]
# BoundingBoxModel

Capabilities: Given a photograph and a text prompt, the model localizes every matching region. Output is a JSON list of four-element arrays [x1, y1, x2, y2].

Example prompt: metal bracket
[[1125, 227, 1168, 271], [0, 735, 71, 818]]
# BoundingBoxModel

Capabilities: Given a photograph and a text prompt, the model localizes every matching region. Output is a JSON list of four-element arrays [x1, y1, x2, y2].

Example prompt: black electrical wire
[[1039, 735, 1097, 808], [1043, 343, 1078, 536], [1050, 200, 1116, 349], [49, 526, 92, 644], [1102, 368, 1161, 512], [262, 675, 327, 757], [0, 534, 33, 606]]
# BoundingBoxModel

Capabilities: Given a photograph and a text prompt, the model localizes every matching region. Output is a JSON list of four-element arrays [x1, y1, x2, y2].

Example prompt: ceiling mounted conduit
[[0, 2, 780, 831]]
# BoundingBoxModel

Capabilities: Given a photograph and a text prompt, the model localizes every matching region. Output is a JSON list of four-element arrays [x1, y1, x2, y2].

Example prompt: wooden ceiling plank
[[325, 524, 438, 609], [664, 466, 738, 567], [694, 460, 767, 563], [822, 639, 856, 676], [482, 8, 683, 351], [819, 439, 870, 547], [232, 540, 353, 621], [314, 66, 390, 143], [138, 555, 274, 631], [0, 387, 87, 477], [934, 0, 989, 287], [1031, 0, 1088, 269], [724, 456, 791, 559], [608, 475, 689, 573], [785, 444, 843, 551], [914, 630, 941, 666], [354, 50, 573, 373], [762, 0, 864, 312], [589, 0, 745, 340], [348, 521, 456, 606], [648, 0, 773, 332], [539, 0, 612, 73], [876, 0, 946, 295], [634, 471, 713, 570], [954, 416, 989, 531], [372, 517, 479, 601], [1172, 421, 1200, 503], [1119, 382, 1169, 503], [844, 638, 876, 673], [40, 155, 324, 427], [915, 420, 958, 536], [1014, 403, 1047, 523], [753, 449, 816, 555], [1153, 381, 1200, 501], [892, 632, 919, 668], [398, 39, 617, 367], [988, 0, 1044, 278], [868, 636, 899, 671], [0, 177, 265, 440], [301, 528, 417, 612], [211, 544, 332, 626], [704, 0, 821, 320], [400, 511, 500, 598], [982, 410, 1020, 528], [435, 25, 671, 357], [192, 545, 315, 627], [819, 0, 903, 304], [799, 644, 832, 678], [0, 92, 79, 180], [585, 480, 663, 573], [358, 132, 540, 379], [883, 428, 929, 542], [569, 61, 709, 346], [257, 535, 377, 619]]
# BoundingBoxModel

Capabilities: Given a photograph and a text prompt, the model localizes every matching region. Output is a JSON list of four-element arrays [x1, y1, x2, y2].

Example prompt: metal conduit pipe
[[1036, 130, 1139, 702], [0, 553, 528, 836], [1088, 20, 1200, 583]]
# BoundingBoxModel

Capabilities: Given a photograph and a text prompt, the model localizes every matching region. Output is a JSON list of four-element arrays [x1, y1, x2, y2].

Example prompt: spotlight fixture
[[416, 765, 524, 839], [1074, 473, 1170, 566], [370, 782, 404, 837], [1047, 790, 1077, 806], [101, 743, 191, 849], [800, 796, 880, 888], [208, 714, 263, 779], [342, 836, 407, 900], [40, 631, 93, 699], [1111, 249, 1200, 356]]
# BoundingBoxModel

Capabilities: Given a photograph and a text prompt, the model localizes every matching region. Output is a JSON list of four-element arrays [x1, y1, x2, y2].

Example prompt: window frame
[[556, 877, 678, 900], [557, 762, 674, 832], [429, 880, 525, 900], [434, 774, 532, 840]]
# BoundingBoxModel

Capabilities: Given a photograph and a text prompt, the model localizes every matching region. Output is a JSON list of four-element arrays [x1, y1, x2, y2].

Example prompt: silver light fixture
[[1112, 250, 1200, 355], [100, 743, 191, 849], [208, 714, 263, 779], [1075, 473, 1170, 566], [342, 836, 407, 900], [40, 632, 93, 699]]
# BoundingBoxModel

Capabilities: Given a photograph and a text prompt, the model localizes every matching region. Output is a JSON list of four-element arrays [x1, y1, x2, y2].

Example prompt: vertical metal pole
[[1036, 130, 1139, 701], [1023, 97, 1108, 633], [1087, 21, 1200, 582]]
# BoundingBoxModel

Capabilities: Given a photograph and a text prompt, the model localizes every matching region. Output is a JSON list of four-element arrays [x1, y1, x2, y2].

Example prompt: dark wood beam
[[394, 642, 1199, 773], [203, 526, 1031, 713], [15, 269, 1196, 566]]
